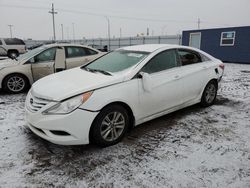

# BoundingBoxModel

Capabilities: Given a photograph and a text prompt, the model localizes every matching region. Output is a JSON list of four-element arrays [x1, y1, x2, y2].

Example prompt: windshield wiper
[[82, 67, 112, 76]]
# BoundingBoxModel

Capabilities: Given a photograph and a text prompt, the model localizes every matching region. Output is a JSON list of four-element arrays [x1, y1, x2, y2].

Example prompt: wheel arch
[[88, 101, 135, 141], [2, 72, 31, 89]]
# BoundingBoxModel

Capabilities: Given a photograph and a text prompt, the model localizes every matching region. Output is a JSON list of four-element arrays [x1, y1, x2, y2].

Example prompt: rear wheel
[[3, 74, 29, 94], [201, 80, 217, 107], [90, 105, 129, 147]]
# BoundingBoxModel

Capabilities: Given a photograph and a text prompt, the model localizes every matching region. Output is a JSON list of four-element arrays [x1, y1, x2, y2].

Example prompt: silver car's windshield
[[84, 50, 149, 73], [17, 46, 47, 61]]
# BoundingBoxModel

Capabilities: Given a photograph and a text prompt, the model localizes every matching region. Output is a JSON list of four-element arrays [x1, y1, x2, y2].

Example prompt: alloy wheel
[[7, 76, 25, 92], [205, 84, 216, 104], [100, 111, 126, 142]]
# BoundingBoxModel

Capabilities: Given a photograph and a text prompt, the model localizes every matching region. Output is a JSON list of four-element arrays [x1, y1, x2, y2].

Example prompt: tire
[[90, 105, 130, 147], [8, 50, 19, 59], [3, 74, 29, 94], [200, 80, 218, 107]]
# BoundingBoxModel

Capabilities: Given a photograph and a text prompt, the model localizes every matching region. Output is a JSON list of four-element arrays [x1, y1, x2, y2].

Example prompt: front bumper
[[25, 108, 98, 145]]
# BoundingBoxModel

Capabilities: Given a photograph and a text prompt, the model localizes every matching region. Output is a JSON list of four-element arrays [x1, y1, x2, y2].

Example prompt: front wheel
[[200, 80, 217, 107], [8, 50, 19, 59], [90, 105, 129, 147], [3, 74, 29, 94]]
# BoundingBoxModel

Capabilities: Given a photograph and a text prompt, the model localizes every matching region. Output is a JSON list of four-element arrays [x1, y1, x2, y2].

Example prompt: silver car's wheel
[[201, 81, 217, 107], [90, 105, 129, 147], [3, 74, 29, 93], [100, 112, 126, 142], [205, 84, 216, 104]]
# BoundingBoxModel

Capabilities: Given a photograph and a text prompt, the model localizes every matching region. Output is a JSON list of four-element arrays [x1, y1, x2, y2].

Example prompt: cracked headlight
[[43, 91, 93, 115]]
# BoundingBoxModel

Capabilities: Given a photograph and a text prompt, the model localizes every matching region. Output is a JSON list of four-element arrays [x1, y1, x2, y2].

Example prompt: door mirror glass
[[140, 72, 152, 92]]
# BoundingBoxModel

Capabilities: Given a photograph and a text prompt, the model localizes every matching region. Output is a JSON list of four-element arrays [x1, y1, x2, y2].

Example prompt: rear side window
[[4, 38, 25, 45], [85, 48, 98, 55], [0, 40, 2, 45], [65, 46, 92, 58], [177, 49, 202, 66], [142, 50, 178, 74]]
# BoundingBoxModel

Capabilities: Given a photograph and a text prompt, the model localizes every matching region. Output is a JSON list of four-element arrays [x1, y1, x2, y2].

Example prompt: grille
[[28, 94, 50, 112]]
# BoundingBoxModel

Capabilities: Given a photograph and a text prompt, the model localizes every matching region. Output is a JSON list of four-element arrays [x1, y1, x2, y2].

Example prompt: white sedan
[[25, 44, 224, 147]]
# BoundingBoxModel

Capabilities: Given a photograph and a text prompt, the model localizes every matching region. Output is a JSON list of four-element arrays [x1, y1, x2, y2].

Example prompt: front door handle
[[174, 75, 180, 79]]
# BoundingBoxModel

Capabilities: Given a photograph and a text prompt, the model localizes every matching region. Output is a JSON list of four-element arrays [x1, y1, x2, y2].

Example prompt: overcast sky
[[0, 0, 250, 40]]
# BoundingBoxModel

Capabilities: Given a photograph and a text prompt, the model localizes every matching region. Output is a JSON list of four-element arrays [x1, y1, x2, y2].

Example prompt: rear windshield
[[85, 50, 149, 73], [4, 38, 25, 45]]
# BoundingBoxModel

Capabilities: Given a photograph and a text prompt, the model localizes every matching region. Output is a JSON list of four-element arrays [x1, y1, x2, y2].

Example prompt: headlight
[[43, 91, 93, 114]]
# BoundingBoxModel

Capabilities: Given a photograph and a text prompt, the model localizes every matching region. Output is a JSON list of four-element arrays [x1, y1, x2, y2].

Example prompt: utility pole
[[61, 24, 64, 41], [147, 28, 149, 36], [8, 25, 13, 38], [49, 3, 57, 41], [120, 28, 122, 38], [72, 23, 75, 43], [105, 16, 111, 51], [198, 18, 201, 29]]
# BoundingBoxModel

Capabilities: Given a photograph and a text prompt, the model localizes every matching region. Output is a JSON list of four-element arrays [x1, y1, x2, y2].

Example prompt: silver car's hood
[[0, 58, 19, 68], [31, 67, 126, 101]]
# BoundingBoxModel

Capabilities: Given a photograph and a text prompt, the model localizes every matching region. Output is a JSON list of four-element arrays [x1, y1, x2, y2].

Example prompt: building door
[[189, 32, 201, 49]]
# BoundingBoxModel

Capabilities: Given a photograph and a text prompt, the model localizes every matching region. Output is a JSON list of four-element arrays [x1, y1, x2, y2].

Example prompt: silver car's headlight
[[43, 91, 93, 115]]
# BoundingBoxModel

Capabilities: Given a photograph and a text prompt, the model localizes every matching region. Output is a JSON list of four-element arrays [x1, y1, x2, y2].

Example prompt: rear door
[[176, 49, 211, 103], [65, 46, 100, 69], [137, 49, 183, 120], [31, 47, 56, 81]]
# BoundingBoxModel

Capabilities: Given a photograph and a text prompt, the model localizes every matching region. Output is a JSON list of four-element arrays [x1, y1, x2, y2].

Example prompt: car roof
[[118, 44, 184, 53], [43, 43, 100, 51]]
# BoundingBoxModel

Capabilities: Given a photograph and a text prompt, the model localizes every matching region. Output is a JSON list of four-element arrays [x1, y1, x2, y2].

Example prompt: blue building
[[182, 26, 250, 63]]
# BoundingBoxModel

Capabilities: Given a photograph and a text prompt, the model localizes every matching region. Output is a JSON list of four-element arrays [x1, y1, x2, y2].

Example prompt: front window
[[141, 50, 178, 74], [34, 47, 56, 63], [85, 50, 149, 73], [17, 46, 46, 61]]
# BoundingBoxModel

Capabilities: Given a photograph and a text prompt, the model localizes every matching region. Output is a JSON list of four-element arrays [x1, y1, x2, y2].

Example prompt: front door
[[31, 47, 56, 81], [137, 49, 183, 120], [189, 32, 201, 49]]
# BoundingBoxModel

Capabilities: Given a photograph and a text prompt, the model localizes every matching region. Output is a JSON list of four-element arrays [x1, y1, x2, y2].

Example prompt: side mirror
[[139, 72, 152, 92]]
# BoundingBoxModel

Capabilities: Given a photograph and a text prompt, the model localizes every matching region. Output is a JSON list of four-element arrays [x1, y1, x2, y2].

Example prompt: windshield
[[17, 46, 47, 61], [84, 50, 149, 73]]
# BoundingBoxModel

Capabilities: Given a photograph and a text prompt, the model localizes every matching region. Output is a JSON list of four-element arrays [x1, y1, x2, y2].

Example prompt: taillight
[[219, 64, 225, 70]]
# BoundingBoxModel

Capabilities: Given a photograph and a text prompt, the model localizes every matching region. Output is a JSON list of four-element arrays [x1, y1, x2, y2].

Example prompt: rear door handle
[[202, 66, 208, 69]]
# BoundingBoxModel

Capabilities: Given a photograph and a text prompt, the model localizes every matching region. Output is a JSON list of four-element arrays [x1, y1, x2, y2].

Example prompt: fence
[[24, 35, 182, 51]]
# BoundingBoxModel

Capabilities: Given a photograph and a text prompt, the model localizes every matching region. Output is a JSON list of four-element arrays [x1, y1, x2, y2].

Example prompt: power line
[[0, 3, 235, 27]]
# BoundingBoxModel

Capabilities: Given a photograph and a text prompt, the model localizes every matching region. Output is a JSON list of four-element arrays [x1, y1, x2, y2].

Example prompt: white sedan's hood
[[0, 58, 19, 68], [31, 67, 125, 101]]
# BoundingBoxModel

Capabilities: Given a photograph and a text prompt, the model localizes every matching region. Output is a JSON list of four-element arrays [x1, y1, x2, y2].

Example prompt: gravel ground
[[0, 63, 250, 187]]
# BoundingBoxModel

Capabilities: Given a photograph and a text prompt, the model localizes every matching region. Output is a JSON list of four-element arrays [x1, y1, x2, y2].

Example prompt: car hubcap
[[205, 84, 216, 104], [100, 112, 125, 142], [7, 76, 25, 92]]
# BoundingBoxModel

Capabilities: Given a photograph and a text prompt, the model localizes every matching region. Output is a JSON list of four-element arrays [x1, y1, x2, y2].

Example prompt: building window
[[220, 31, 235, 46]]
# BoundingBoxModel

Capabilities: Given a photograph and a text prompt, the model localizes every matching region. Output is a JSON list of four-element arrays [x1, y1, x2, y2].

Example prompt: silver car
[[0, 38, 27, 58], [0, 43, 104, 93]]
